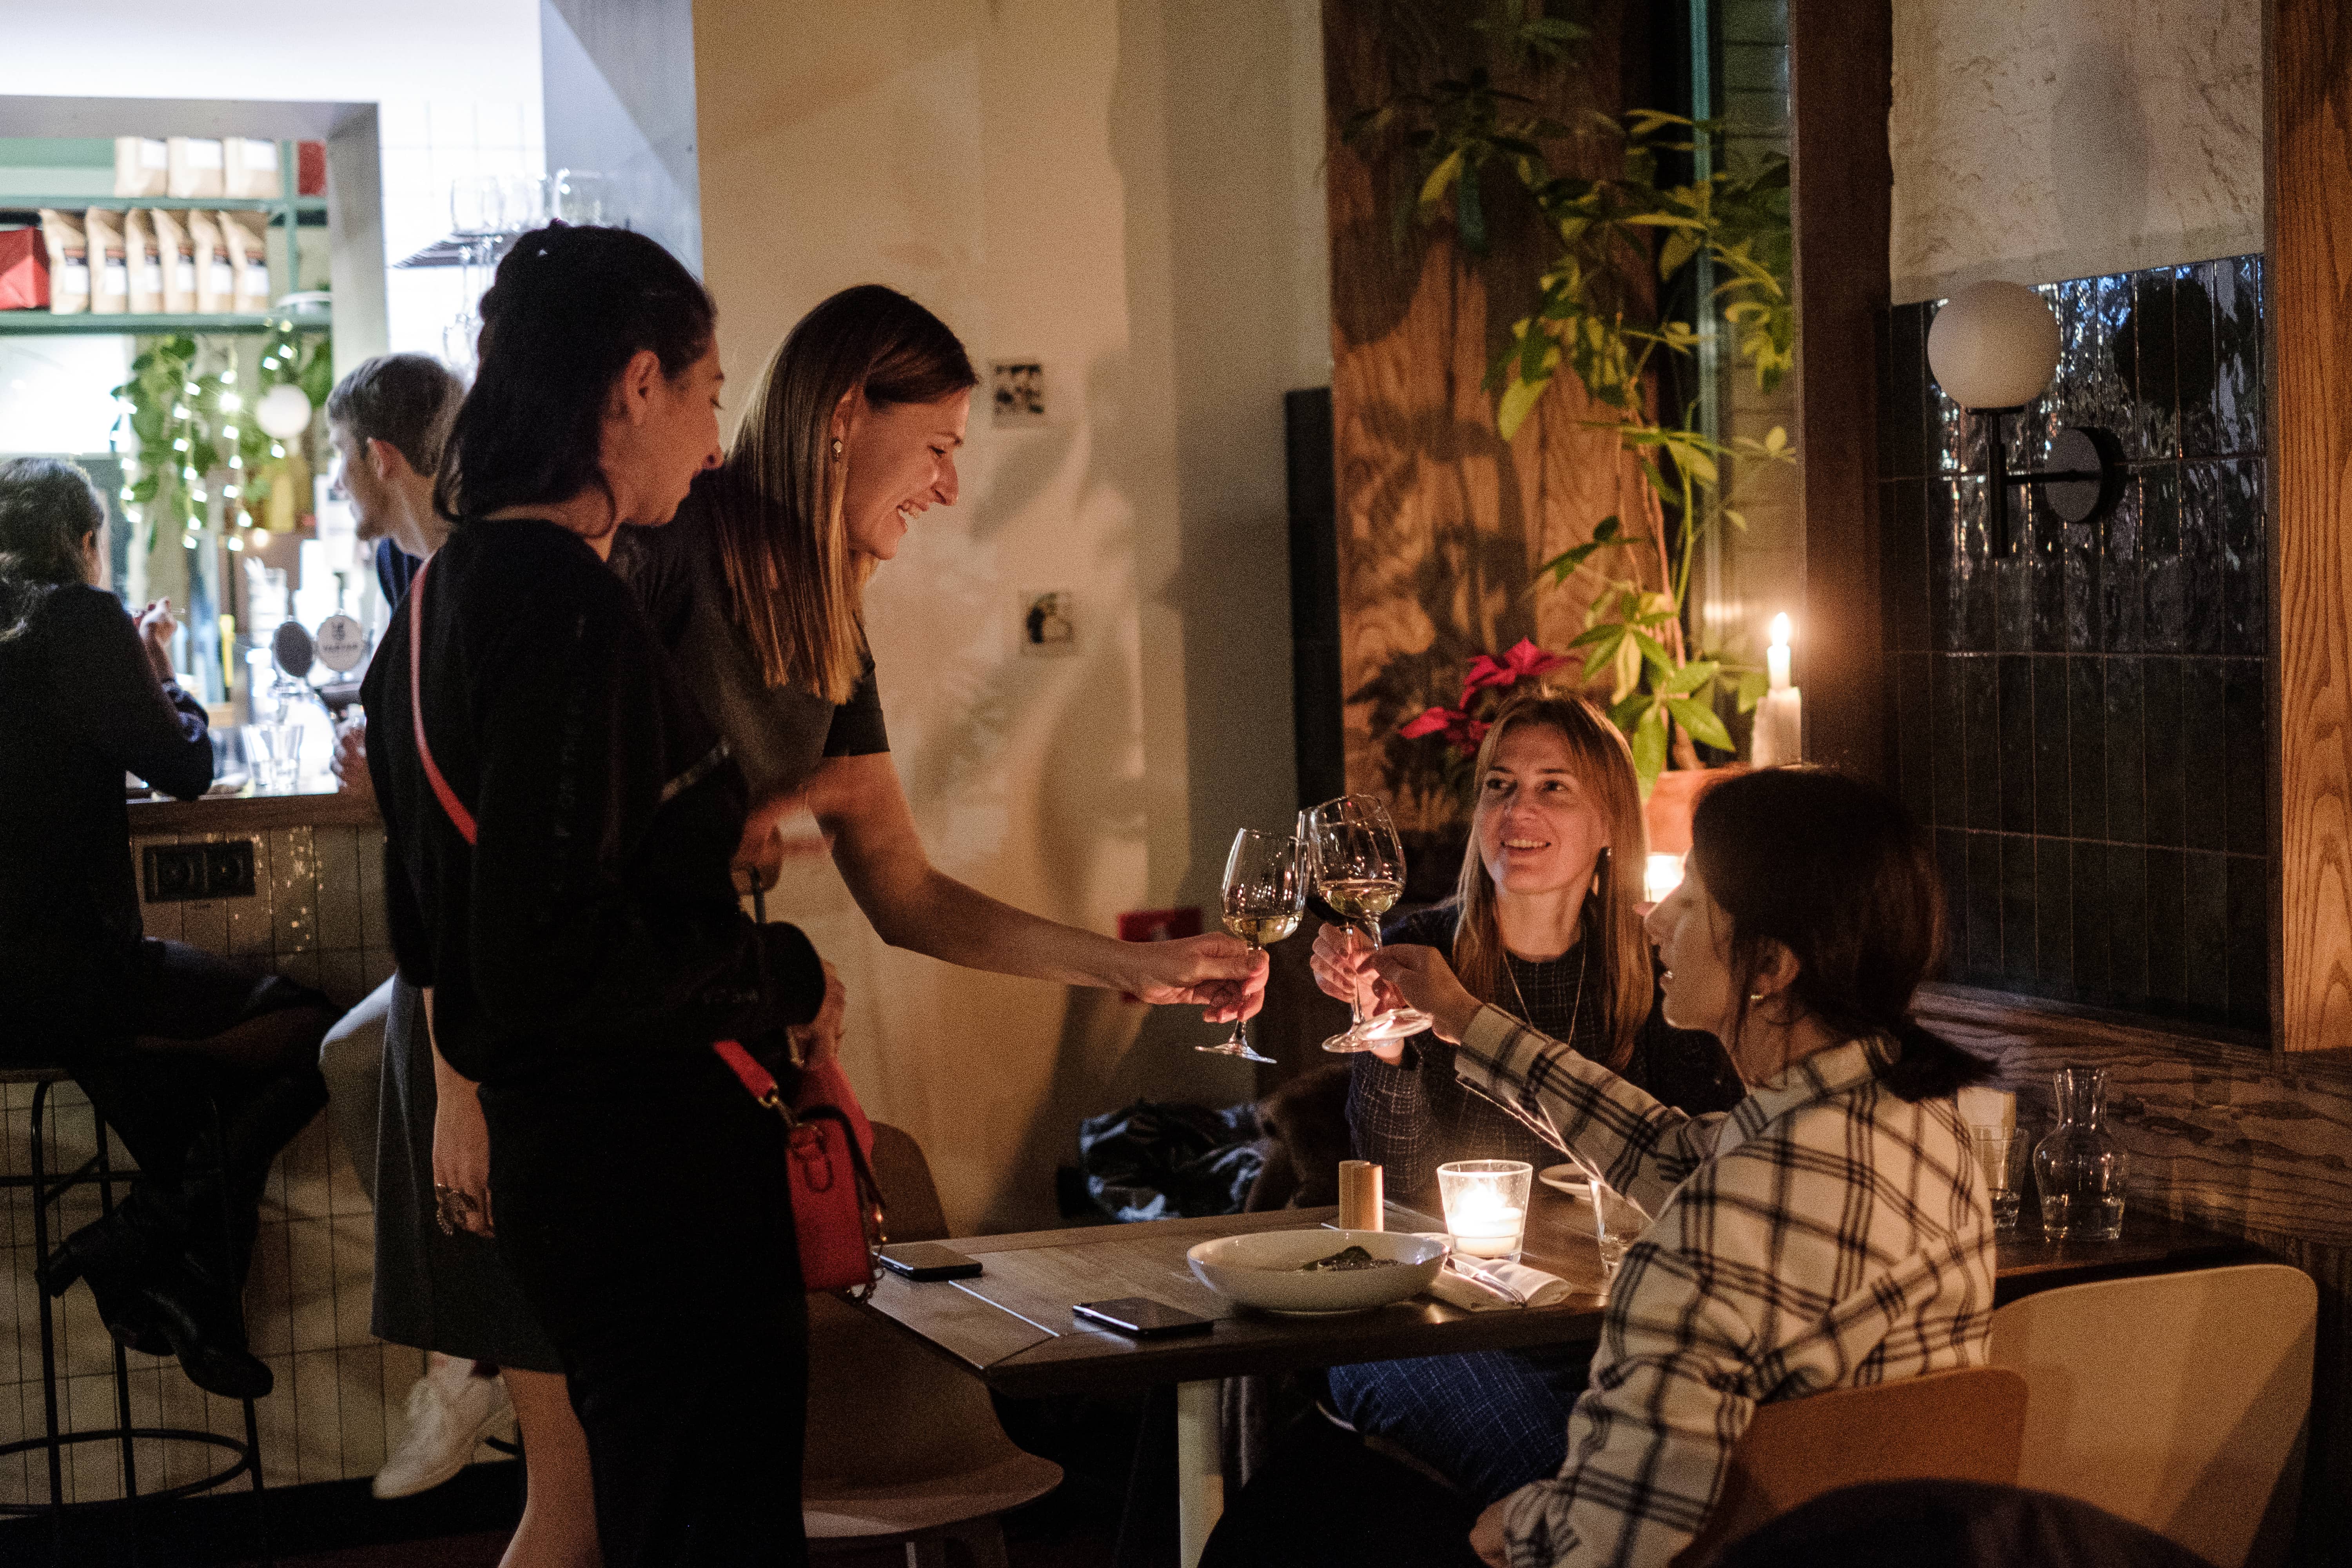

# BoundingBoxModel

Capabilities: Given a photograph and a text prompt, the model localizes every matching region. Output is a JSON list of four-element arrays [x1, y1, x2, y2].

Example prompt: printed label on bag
[[60, 263, 89, 293], [209, 261, 234, 295], [246, 142, 279, 170], [187, 140, 223, 169], [174, 261, 196, 293], [140, 141, 167, 169], [138, 262, 162, 294], [101, 261, 128, 296]]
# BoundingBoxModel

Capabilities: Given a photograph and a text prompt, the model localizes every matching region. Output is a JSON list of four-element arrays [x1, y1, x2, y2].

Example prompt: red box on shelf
[[297, 141, 327, 197], [0, 229, 49, 311]]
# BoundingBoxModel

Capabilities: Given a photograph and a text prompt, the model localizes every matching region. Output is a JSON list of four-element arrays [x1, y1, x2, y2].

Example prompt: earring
[[1592, 845, 1610, 897], [1748, 992, 1766, 1002], [830, 437, 844, 459]]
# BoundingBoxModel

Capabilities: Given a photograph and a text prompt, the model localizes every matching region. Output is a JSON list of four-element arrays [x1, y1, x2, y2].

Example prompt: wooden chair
[[804, 1122, 1063, 1567], [1989, 1263, 2316, 1568], [1669, 1365, 2029, 1567]]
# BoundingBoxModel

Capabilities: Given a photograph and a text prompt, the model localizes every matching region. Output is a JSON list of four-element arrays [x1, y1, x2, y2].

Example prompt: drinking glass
[[1590, 1180, 1651, 1281], [1972, 1128, 2023, 1232], [1304, 795, 1430, 1052], [1437, 1160, 1532, 1263], [246, 721, 302, 792], [1201, 828, 1305, 1064]]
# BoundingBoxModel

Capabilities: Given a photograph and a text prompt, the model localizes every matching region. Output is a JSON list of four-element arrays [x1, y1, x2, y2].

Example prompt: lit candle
[[1752, 613, 1803, 768], [1437, 1160, 1534, 1262], [1644, 852, 1685, 905]]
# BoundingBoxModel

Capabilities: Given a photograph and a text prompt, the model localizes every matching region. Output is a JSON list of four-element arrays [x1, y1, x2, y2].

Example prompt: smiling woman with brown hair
[[615, 283, 1269, 1027]]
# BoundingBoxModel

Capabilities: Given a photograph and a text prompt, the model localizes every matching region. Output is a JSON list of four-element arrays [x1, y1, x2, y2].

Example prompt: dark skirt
[[369, 975, 563, 1372]]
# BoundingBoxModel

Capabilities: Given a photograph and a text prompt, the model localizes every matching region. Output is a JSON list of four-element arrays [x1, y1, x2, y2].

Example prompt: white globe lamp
[[255, 383, 314, 442]]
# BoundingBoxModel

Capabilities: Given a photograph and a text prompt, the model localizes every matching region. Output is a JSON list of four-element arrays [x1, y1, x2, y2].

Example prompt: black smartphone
[[1073, 1297, 1214, 1338], [877, 1242, 984, 1281]]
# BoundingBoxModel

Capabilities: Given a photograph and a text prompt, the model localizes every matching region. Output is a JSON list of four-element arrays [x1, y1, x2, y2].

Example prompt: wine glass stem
[[1354, 920, 1381, 1023], [1224, 941, 1260, 1047]]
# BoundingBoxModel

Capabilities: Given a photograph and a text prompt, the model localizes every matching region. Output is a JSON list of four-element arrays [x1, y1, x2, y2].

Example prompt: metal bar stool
[[0, 1066, 268, 1565]]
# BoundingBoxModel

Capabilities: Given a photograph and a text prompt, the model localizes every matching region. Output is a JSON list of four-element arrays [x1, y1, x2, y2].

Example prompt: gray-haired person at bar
[[0, 455, 335, 1403], [315, 351, 598, 1557], [1207, 768, 1996, 1568]]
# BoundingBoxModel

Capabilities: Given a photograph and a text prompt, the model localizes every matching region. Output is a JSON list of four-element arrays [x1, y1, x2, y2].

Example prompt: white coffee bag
[[38, 210, 88, 315], [152, 208, 198, 313], [189, 209, 232, 314], [125, 207, 163, 314], [221, 211, 271, 314], [85, 208, 128, 315], [167, 137, 226, 200], [223, 138, 283, 200], [113, 137, 168, 198]]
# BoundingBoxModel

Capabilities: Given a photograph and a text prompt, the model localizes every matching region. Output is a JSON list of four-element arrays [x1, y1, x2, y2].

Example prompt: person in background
[[318, 353, 598, 1561], [365, 225, 838, 1566], [615, 284, 1265, 1021], [1359, 767, 1995, 1568], [1301, 690, 1742, 1510], [0, 456, 332, 1401]]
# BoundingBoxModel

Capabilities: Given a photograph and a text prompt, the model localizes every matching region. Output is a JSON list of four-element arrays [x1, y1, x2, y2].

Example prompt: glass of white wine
[[1303, 794, 1431, 1053], [1201, 828, 1305, 1063]]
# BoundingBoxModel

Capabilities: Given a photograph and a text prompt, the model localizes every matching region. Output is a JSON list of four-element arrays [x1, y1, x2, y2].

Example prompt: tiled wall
[[0, 824, 418, 1505], [1880, 256, 2271, 1031], [375, 97, 547, 358]]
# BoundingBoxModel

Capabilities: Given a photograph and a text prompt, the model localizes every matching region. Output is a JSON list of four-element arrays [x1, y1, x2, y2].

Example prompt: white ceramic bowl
[[1187, 1229, 1447, 1314]]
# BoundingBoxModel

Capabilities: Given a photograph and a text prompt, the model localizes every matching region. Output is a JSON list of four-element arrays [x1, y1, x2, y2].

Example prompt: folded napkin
[[1428, 1258, 1575, 1312]]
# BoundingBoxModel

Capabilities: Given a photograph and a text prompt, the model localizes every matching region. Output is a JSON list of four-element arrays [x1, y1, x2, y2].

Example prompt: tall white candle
[[1766, 612, 1792, 690], [1753, 614, 1801, 767]]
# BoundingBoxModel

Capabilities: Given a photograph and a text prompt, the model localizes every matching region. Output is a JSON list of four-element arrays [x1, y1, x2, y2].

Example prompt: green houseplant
[[1349, 0, 1797, 794]]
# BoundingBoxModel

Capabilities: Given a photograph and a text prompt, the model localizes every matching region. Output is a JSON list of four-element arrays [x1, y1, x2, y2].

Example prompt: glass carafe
[[2032, 1067, 2127, 1241]]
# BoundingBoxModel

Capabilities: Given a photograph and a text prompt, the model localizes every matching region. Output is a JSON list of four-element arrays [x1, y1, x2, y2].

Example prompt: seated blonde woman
[[1211, 768, 1994, 1568]]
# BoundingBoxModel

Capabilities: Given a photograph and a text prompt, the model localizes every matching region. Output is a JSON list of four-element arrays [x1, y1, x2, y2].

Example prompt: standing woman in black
[[362, 226, 837, 1566]]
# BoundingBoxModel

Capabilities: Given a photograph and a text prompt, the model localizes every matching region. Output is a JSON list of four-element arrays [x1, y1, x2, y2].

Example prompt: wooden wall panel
[[2269, 0, 2352, 1050], [1788, 0, 1893, 784], [1321, 2, 1648, 839]]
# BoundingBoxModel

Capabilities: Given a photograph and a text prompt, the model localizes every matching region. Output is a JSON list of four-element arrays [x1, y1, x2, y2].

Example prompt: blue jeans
[[1327, 1343, 1592, 1506]]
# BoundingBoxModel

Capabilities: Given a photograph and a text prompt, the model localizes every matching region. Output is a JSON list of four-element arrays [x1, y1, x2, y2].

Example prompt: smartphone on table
[[1073, 1297, 1213, 1338], [877, 1242, 984, 1281]]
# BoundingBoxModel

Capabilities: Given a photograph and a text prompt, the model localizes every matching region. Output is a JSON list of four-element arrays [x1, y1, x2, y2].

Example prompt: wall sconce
[[1925, 280, 2117, 553]]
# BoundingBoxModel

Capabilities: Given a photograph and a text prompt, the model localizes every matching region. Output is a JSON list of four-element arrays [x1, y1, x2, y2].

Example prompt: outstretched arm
[[802, 752, 1267, 1021]]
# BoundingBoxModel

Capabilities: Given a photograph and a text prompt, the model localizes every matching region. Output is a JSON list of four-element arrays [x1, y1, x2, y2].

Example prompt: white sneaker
[[372, 1362, 517, 1499]]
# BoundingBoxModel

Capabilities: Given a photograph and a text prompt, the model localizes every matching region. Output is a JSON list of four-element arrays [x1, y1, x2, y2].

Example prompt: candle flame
[[1770, 613, 1792, 646]]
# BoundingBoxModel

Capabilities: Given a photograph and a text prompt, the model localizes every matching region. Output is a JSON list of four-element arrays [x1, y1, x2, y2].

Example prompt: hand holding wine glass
[[1303, 794, 1431, 1053], [1200, 828, 1305, 1063]]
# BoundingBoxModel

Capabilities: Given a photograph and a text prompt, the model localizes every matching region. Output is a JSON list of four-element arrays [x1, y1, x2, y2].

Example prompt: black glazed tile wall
[[1880, 256, 2271, 1031]]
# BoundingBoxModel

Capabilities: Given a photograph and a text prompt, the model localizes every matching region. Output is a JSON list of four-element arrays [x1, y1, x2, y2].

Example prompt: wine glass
[[1304, 794, 1431, 1053], [1200, 829, 1305, 1064]]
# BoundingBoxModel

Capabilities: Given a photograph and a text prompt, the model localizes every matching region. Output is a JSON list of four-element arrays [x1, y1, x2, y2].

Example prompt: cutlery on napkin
[[1429, 1258, 1574, 1312]]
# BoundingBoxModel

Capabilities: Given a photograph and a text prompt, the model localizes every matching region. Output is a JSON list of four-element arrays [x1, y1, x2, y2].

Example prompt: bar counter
[[128, 777, 380, 834]]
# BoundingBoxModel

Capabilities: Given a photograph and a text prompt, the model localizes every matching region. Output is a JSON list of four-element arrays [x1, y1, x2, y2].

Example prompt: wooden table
[[861, 1190, 2257, 1566]]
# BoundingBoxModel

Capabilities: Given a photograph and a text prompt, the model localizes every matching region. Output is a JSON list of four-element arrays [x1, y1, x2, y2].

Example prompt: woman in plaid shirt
[[1363, 767, 1997, 1568]]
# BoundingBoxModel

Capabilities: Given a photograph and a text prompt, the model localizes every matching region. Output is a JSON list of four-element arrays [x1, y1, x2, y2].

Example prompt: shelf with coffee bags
[[0, 303, 330, 335]]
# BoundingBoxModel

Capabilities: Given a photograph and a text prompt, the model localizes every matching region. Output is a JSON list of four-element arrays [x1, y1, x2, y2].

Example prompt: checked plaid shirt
[[1452, 1007, 1995, 1568]]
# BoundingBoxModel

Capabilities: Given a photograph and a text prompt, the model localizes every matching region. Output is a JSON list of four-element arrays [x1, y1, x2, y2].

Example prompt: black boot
[[39, 1206, 172, 1356]]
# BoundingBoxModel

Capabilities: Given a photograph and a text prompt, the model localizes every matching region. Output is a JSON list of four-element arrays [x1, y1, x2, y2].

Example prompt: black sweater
[[0, 585, 210, 1046], [361, 518, 826, 1089]]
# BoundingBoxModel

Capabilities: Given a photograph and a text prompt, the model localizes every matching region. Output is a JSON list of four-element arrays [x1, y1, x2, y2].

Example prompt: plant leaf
[[1497, 371, 1549, 441], [1630, 704, 1669, 788], [1735, 668, 1770, 714], [1660, 659, 1719, 696], [1666, 696, 1733, 752]]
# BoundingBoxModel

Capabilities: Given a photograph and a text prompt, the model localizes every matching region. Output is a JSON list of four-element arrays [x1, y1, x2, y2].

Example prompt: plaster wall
[[692, 0, 1330, 1232], [1889, 0, 2261, 302]]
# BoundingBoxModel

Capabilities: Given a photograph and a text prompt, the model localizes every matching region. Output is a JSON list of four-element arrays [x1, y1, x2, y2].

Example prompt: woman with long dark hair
[[613, 284, 1265, 1018], [0, 457, 333, 1401], [1215, 768, 1994, 1568], [1300, 690, 1740, 1507], [362, 225, 837, 1566]]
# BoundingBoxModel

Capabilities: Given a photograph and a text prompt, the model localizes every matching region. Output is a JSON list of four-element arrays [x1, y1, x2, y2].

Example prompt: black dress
[[363, 517, 829, 1567]]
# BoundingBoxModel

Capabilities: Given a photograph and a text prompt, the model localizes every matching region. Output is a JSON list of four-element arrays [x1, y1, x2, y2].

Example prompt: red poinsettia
[[1457, 637, 1568, 707]]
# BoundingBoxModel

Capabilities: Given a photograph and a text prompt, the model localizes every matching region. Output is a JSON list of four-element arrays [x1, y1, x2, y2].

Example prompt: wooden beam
[[1788, 0, 1894, 785], [2269, 0, 2352, 1050]]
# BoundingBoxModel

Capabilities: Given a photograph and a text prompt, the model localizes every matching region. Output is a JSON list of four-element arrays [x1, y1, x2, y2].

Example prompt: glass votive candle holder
[[1437, 1159, 1533, 1263]]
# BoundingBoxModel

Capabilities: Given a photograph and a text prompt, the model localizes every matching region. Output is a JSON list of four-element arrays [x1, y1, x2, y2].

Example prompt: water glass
[[247, 721, 303, 791], [1971, 1128, 2023, 1232], [1590, 1181, 1651, 1281], [1437, 1160, 1532, 1263]]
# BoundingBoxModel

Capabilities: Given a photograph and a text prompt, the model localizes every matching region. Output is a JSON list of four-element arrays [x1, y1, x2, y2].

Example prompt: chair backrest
[[870, 1119, 950, 1244], [1988, 1262, 2316, 1568], [1671, 1365, 2029, 1567]]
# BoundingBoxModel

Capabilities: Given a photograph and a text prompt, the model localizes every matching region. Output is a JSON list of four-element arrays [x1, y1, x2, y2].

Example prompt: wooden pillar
[[2268, 0, 2352, 1050], [1788, 0, 1894, 784]]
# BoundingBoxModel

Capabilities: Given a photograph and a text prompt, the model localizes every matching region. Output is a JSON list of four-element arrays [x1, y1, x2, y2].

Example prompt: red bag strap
[[407, 556, 478, 847]]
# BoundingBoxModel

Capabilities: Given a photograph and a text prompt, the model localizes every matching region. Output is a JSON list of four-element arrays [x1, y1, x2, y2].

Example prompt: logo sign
[[314, 613, 367, 673]]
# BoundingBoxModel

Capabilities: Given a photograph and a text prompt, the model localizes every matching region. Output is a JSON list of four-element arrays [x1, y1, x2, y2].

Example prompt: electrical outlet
[[143, 840, 256, 902]]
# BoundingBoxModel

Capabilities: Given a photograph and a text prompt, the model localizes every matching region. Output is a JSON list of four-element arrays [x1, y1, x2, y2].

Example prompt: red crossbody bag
[[404, 556, 886, 1297]]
